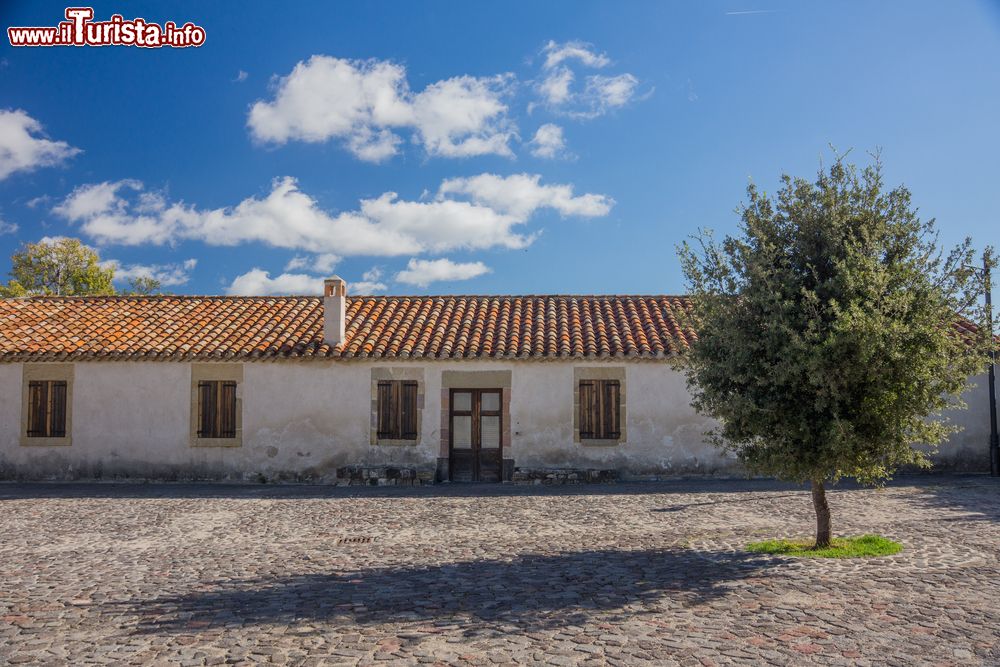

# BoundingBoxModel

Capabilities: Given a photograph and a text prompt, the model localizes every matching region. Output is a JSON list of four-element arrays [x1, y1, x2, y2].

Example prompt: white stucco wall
[[0, 360, 993, 480], [928, 372, 994, 471]]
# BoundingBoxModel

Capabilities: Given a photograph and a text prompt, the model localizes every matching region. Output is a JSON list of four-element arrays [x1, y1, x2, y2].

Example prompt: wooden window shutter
[[219, 381, 237, 438], [400, 381, 418, 439], [197, 381, 216, 438], [604, 380, 620, 439], [49, 381, 68, 438], [27, 380, 47, 437], [377, 381, 394, 438], [579, 380, 596, 439]]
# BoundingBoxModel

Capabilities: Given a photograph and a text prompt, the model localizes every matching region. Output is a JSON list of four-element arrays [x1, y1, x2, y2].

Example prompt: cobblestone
[[1, 476, 999, 664]]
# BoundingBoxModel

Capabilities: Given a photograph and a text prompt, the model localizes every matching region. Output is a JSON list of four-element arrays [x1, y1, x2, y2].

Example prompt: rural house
[[0, 278, 990, 483]]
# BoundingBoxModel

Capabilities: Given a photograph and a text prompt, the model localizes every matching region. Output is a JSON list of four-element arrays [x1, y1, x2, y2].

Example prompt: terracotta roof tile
[[0, 295, 695, 362]]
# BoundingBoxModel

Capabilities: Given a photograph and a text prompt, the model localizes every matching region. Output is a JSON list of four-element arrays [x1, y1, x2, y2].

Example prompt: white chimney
[[323, 276, 347, 346]]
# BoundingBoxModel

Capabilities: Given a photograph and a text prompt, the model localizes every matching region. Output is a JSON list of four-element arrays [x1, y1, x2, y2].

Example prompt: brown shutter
[[377, 381, 394, 438], [49, 381, 68, 438], [197, 381, 216, 438], [27, 380, 47, 437], [604, 380, 620, 439], [220, 381, 237, 438], [400, 381, 418, 439], [579, 380, 595, 439]]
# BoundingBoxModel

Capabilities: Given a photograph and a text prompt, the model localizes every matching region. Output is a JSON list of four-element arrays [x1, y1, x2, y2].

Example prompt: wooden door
[[449, 389, 502, 482]]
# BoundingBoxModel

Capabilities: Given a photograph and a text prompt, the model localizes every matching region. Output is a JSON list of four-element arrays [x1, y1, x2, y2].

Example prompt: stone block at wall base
[[511, 467, 618, 485], [336, 465, 435, 486]]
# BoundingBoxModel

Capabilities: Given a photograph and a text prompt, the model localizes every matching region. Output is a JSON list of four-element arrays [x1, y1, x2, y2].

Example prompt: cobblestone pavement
[[1, 476, 999, 666]]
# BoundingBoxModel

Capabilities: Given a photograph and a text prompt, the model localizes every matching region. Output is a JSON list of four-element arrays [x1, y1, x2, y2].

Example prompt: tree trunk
[[811, 479, 832, 548]]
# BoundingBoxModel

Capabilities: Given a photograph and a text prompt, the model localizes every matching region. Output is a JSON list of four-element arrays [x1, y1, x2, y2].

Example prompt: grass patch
[[746, 534, 902, 558]]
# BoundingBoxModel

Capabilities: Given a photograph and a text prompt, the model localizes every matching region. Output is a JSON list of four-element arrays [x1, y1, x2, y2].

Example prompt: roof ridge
[[7, 293, 691, 300]]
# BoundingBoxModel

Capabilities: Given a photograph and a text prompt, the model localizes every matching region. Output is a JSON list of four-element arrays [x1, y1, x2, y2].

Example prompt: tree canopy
[[0, 237, 161, 297], [678, 155, 995, 546]]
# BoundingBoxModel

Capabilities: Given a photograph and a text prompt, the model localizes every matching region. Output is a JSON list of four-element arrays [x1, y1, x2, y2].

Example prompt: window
[[376, 380, 418, 440], [578, 379, 621, 440], [196, 380, 238, 438], [26, 380, 68, 438]]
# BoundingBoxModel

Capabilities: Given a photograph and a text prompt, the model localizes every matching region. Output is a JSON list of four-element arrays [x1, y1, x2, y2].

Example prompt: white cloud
[[226, 269, 324, 296], [537, 67, 574, 106], [55, 173, 611, 257], [529, 123, 567, 159], [584, 74, 639, 112], [395, 258, 491, 288], [0, 218, 17, 235], [247, 55, 515, 161], [533, 42, 642, 119], [284, 252, 340, 273], [541, 40, 610, 70], [0, 109, 81, 180], [103, 258, 197, 286], [284, 255, 309, 271], [351, 267, 387, 294], [437, 173, 612, 219], [234, 70, 249, 83]]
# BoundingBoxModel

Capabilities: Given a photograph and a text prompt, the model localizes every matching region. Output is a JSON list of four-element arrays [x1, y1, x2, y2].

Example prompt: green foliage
[[747, 534, 902, 558], [678, 154, 995, 488], [2, 238, 115, 296], [0, 237, 163, 297], [121, 276, 163, 295]]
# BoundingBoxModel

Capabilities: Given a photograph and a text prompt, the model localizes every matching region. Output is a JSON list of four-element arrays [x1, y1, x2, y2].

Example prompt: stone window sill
[[21, 437, 72, 447], [579, 438, 623, 447], [376, 438, 419, 447], [191, 438, 242, 448]]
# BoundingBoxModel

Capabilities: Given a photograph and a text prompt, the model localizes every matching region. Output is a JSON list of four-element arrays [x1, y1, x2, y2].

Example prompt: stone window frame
[[20, 363, 74, 447], [190, 363, 243, 448], [573, 366, 627, 446], [370, 367, 425, 446]]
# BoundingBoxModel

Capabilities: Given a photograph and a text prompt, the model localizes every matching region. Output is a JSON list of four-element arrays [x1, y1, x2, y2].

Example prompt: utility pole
[[985, 253, 999, 476]]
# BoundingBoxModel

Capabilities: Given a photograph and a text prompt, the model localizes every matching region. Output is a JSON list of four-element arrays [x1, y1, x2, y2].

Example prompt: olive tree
[[677, 155, 994, 547]]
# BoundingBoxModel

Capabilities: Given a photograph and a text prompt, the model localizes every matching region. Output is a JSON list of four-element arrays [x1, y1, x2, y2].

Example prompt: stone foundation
[[335, 465, 435, 486], [511, 467, 618, 485]]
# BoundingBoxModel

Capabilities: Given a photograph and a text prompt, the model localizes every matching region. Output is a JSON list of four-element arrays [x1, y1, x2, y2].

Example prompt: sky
[[1, 1, 999, 297]]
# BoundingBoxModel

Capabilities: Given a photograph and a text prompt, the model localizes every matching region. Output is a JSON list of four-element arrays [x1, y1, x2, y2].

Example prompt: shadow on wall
[[108, 547, 781, 636]]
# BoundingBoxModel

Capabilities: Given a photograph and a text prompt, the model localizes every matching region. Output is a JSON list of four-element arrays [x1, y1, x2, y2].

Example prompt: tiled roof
[[0, 295, 695, 362]]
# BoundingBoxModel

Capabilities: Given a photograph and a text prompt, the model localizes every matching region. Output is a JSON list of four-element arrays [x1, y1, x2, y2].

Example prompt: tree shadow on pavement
[[112, 547, 781, 636], [902, 475, 1000, 523]]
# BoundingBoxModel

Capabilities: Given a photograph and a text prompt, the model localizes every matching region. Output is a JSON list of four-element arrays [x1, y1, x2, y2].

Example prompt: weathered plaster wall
[[0, 361, 993, 480], [923, 372, 993, 472], [507, 363, 738, 476]]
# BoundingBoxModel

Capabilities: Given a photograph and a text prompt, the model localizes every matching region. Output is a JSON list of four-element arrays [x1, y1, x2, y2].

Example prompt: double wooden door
[[449, 389, 502, 482]]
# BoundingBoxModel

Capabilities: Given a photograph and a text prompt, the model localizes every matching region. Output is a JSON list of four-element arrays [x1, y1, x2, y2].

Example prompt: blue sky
[[1, 1, 999, 296]]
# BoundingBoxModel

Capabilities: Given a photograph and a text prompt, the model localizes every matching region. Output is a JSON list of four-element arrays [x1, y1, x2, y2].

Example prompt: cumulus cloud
[[529, 123, 567, 159], [541, 40, 611, 70], [285, 252, 340, 274], [54, 173, 612, 257], [437, 173, 613, 219], [395, 258, 490, 288], [103, 258, 197, 287], [247, 56, 516, 161], [534, 41, 642, 119], [226, 269, 324, 296], [351, 267, 388, 294], [0, 109, 81, 180]]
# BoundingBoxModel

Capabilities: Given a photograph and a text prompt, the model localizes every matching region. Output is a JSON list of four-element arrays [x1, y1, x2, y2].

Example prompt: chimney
[[323, 276, 347, 346]]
